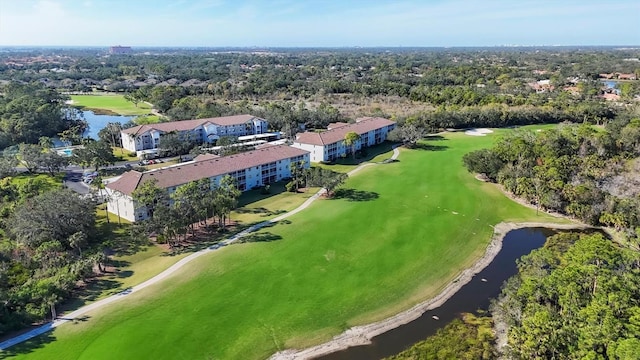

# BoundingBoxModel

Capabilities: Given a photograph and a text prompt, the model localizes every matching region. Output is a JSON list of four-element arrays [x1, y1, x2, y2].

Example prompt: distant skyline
[[1, 0, 639, 47]]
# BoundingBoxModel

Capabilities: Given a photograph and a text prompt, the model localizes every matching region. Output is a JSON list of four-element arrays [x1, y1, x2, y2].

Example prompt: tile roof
[[327, 122, 349, 130], [106, 171, 143, 196], [106, 145, 309, 196], [121, 114, 264, 136], [193, 153, 221, 162], [294, 117, 395, 146]]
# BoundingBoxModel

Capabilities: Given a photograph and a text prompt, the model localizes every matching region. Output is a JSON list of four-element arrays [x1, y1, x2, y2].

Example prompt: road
[[61, 156, 180, 196], [62, 166, 91, 194]]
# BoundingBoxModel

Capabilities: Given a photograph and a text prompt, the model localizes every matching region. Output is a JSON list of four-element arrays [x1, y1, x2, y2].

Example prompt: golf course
[[6, 127, 565, 359], [70, 94, 155, 117]]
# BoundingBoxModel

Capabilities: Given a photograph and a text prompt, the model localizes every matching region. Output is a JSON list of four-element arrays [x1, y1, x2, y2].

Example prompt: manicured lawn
[[9, 173, 64, 189], [315, 141, 396, 173], [232, 186, 321, 225], [112, 147, 138, 162], [134, 115, 162, 124], [70, 95, 153, 116], [54, 206, 185, 314], [107, 246, 189, 291], [9, 128, 568, 360]]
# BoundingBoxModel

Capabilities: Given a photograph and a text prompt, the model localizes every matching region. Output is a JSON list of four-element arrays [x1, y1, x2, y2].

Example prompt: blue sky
[[0, 0, 639, 47]]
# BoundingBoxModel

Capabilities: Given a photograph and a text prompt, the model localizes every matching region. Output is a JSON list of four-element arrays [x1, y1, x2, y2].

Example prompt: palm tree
[[344, 131, 361, 159], [68, 232, 87, 257], [39, 136, 54, 149]]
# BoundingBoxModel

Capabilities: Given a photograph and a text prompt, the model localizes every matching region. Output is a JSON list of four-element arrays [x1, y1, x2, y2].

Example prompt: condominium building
[[105, 145, 309, 222], [120, 114, 268, 154], [291, 117, 395, 162]]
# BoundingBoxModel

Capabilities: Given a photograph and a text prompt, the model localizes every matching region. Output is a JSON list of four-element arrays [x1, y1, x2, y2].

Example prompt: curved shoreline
[[270, 221, 587, 360]]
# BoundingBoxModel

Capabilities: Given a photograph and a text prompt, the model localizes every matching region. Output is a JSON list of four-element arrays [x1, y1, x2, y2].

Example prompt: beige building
[[291, 117, 395, 162], [120, 114, 268, 154], [105, 145, 309, 222]]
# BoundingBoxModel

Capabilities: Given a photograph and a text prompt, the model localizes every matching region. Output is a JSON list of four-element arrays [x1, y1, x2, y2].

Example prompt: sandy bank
[[270, 221, 587, 360]]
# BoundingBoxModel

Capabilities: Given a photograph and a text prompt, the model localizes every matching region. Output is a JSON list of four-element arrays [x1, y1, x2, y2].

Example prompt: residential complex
[[120, 114, 268, 154], [109, 45, 133, 54], [292, 117, 396, 162], [105, 144, 309, 222]]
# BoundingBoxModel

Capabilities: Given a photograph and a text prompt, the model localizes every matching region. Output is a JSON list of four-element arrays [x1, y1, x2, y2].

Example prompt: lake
[[82, 111, 134, 140]]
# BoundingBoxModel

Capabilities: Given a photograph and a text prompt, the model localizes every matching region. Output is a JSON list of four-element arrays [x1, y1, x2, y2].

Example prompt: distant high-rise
[[109, 45, 132, 54]]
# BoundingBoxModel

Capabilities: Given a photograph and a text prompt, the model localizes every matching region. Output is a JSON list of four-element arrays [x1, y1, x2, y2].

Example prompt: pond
[[317, 227, 555, 360], [82, 111, 135, 140]]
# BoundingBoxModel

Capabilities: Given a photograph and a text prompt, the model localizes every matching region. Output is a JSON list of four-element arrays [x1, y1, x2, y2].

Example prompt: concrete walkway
[[0, 146, 401, 351]]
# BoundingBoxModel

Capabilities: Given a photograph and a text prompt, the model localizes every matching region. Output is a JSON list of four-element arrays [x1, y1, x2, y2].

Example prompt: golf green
[[9, 129, 562, 359]]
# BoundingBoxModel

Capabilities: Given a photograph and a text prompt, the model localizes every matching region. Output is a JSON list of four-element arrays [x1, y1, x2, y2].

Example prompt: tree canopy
[[73, 139, 117, 170], [463, 117, 640, 243], [8, 188, 96, 248], [0, 83, 84, 148], [497, 232, 640, 359], [1, 188, 98, 333]]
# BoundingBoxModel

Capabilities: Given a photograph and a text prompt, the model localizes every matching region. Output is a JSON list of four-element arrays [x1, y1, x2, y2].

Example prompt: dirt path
[[0, 146, 400, 351], [269, 221, 586, 360], [143, 101, 163, 117]]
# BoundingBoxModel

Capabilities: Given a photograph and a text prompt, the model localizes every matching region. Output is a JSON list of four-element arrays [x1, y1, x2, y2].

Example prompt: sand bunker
[[465, 128, 494, 136]]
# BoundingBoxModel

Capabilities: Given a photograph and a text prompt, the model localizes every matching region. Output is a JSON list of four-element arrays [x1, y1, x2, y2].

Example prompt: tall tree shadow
[[236, 207, 270, 214], [424, 134, 447, 141], [332, 188, 380, 202], [58, 278, 123, 314], [238, 232, 282, 243], [0, 331, 56, 359], [411, 143, 448, 151]]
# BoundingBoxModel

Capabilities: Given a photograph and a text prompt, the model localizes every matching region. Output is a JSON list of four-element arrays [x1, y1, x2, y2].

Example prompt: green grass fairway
[[70, 95, 153, 116], [8, 129, 567, 360]]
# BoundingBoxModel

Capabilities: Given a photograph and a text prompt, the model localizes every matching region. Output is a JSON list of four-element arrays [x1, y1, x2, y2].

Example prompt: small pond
[[82, 111, 135, 140]]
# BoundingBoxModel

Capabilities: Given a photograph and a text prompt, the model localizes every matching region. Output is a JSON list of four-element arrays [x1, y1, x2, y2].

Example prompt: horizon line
[[1, 44, 640, 49]]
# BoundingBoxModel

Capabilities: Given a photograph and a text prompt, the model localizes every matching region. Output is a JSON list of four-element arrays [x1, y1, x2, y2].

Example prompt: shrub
[[462, 149, 504, 181], [285, 181, 296, 193]]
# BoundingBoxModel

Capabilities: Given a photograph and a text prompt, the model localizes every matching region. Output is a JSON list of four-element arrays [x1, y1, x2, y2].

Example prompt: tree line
[[0, 188, 103, 335], [387, 231, 640, 359], [3, 48, 639, 100], [130, 176, 241, 248], [0, 83, 86, 149], [496, 232, 640, 359], [386, 313, 496, 360], [130, 164, 349, 248], [463, 111, 640, 243]]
